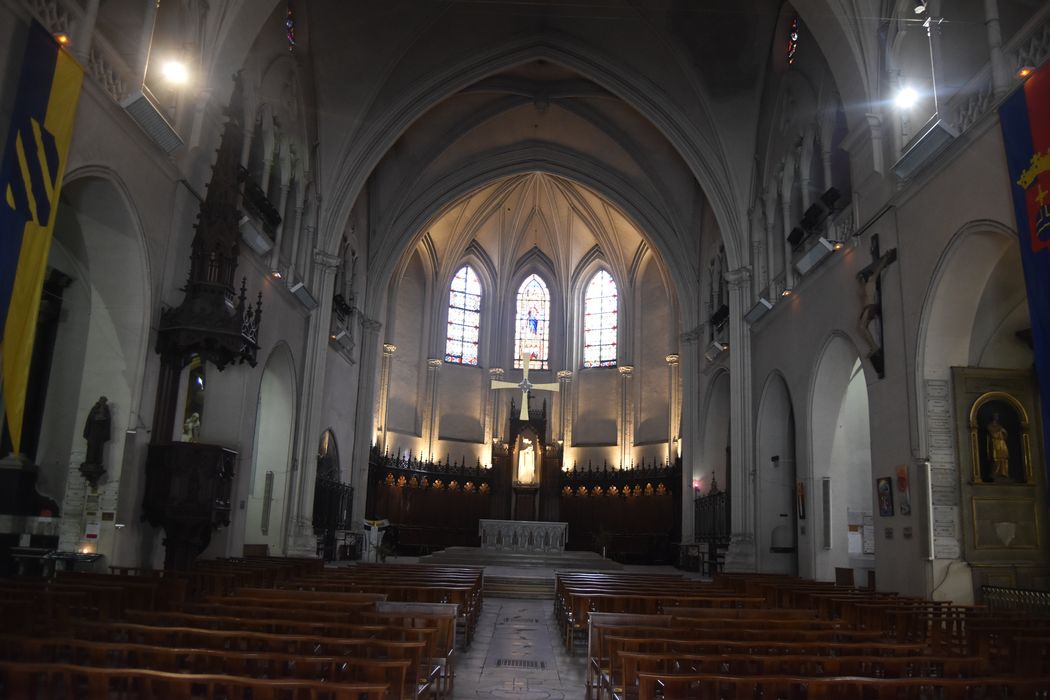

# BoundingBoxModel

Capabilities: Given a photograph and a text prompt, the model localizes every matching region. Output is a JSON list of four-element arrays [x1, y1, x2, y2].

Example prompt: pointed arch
[[444, 264, 483, 366], [583, 269, 618, 368], [514, 274, 552, 370]]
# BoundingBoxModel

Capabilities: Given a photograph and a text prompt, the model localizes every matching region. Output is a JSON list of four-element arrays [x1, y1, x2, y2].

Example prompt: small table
[[45, 550, 103, 573]]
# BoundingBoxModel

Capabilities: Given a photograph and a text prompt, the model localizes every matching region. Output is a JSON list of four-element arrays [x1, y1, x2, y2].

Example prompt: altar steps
[[484, 575, 555, 599], [418, 546, 623, 571]]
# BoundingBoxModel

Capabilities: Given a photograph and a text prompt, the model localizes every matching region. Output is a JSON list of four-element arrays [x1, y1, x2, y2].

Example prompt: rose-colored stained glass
[[514, 274, 550, 369], [445, 265, 481, 365], [583, 269, 617, 367]]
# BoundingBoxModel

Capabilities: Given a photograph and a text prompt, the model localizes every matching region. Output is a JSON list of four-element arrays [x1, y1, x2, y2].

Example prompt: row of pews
[[555, 571, 1050, 699], [0, 558, 483, 699]]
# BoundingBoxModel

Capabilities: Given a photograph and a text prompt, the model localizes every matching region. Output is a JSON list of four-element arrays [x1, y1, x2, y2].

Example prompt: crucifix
[[857, 233, 898, 378], [492, 352, 559, 420]]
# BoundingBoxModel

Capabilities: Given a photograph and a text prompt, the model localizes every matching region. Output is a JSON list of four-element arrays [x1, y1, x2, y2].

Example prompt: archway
[[700, 371, 731, 495], [917, 222, 1036, 601], [809, 334, 873, 583], [28, 173, 150, 563], [756, 372, 797, 575], [243, 344, 297, 555]]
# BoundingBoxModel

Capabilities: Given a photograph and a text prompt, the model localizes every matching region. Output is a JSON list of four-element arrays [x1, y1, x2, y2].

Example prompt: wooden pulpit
[[143, 442, 235, 570]]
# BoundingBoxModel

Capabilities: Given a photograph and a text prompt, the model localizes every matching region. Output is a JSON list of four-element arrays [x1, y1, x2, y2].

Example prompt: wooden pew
[[0, 661, 389, 699]]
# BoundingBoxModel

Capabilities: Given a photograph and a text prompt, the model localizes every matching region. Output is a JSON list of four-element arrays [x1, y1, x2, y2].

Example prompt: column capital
[[427, 358, 443, 368], [489, 367, 505, 377], [360, 316, 381, 333], [725, 267, 752, 289], [313, 249, 341, 270], [382, 343, 397, 355], [665, 354, 680, 366], [556, 370, 573, 380], [617, 365, 634, 376], [680, 327, 702, 345]]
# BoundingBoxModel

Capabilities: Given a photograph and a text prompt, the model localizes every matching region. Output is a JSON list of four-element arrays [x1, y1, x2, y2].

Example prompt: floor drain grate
[[501, 617, 540, 623], [496, 659, 546, 669]]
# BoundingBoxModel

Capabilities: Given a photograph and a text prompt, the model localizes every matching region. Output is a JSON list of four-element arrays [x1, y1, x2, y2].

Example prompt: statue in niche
[[517, 439, 537, 485], [985, 413, 1011, 479]]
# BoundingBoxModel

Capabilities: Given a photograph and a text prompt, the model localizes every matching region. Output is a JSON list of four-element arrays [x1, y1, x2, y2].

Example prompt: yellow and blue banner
[[0, 21, 83, 454], [1000, 59, 1050, 494]]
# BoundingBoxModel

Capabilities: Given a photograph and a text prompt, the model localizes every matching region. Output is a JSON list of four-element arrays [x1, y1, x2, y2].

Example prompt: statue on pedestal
[[79, 396, 110, 486]]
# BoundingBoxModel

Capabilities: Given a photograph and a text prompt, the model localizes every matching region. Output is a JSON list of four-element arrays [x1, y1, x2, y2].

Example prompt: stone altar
[[479, 519, 567, 553]]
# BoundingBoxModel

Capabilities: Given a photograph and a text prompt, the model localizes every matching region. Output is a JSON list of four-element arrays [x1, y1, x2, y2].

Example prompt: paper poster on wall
[[896, 464, 911, 516]]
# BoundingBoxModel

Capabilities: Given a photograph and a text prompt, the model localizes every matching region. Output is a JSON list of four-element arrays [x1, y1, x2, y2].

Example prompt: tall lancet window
[[514, 274, 550, 369], [583, 269, 618, 368], [445, 265, 482, 365]]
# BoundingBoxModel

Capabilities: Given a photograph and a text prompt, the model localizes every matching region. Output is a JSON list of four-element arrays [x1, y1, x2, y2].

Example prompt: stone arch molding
[[913, 218, 1021, 456], [318, 36, 748, 271], [365, 145, 696, 330], [59, 166, 154, 414]]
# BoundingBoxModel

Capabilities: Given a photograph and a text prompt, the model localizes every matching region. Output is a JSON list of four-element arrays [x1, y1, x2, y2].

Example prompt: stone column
[[723, 267, 757, 572], [135, 0, 160, 82], [349, 316, 382, 528], [665, 354, 681, 464], [283, 249, 339, 557], [678, 329, 701, 542], [270, 183, 291, 271], [422, 358, 443, 460], [983, 0, 1009, 96], [618, 365, 635, 469], [556, 370, 573, 449], [763, 192, 778, 294], [485, 367, 504, 465], [779, 161, 796, 290], [73, 0, 101, 63], [288, 199, 307, 283], [377, 344, 396, 454]]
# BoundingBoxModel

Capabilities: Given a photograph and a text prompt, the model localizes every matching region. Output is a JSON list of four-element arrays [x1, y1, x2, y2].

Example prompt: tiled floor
[[454, 598, 587, 699]]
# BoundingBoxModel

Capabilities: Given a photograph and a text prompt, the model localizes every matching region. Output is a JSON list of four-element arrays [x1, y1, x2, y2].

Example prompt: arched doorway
[[918, 223, 1040, 601], [809, 334, 874, 583], [243, 344, 297, 555], [700, 371, 731, 494], [26, 173, 150, 563], [756, 372, 797, 575]]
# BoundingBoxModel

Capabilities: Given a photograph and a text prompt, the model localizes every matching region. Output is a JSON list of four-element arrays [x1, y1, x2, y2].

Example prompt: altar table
[[478, 519, 567, 553]]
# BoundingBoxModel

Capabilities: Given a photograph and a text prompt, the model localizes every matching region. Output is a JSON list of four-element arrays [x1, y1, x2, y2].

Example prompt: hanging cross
[[491, 353, 559, 420]]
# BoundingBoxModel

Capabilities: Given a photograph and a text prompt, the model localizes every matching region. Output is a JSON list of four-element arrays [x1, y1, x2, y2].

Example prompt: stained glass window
[[583, 270, 617, 368], [786, 16, 799, 65], [285, 4, 296, 52], [445, 265, 481, 365], [514, 274, 550, 369]]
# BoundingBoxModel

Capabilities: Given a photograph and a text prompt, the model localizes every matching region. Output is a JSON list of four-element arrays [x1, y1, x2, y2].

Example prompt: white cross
[[491, 353, 560, 420]]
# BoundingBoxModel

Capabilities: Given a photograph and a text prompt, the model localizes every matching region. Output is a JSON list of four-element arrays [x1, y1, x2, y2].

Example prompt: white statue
[[182, 412, 201, 442], [517, 440, 536, 484]]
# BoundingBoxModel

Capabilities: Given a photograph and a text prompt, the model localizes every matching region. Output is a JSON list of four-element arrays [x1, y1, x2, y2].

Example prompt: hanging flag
[[999, 59, 1050, 495], [0, 21, 84, 454]]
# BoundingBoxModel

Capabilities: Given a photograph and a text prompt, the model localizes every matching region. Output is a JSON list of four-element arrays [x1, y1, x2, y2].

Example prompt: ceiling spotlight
[[1018, 65, 1035, 79], [161, 60, 189, 85], [913, 0, 927, 14], [781, 288, 793, 297], [53, 33, 70, 46], [895, 86, 920, 110], [270, 269, 283, 280]]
